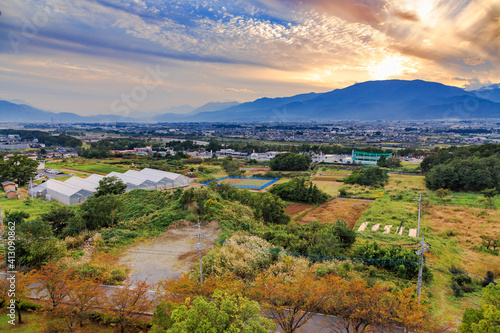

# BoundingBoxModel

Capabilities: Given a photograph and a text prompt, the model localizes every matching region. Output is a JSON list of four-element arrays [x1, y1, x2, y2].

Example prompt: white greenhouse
[[45, 179, 94, 205], [123, 170, 165, 190], [107, 172, 157, 191], [64, 177, 99, 193], [139, 168, 190, 189]]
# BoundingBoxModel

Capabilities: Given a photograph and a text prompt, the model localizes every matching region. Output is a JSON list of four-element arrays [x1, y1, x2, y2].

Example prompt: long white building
[[30, 168, 190, 205]]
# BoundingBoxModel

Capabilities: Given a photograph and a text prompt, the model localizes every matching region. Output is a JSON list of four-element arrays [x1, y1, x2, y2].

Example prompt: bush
[[352, 241, 432, 281], [269, 178, 330, 204], [344, 167, 389, 187]]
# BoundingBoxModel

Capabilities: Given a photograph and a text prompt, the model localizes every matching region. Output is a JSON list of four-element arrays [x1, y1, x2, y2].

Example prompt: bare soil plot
[[119, 220, 220, 285], [285, 203, 314, 215], [301, 198, 373, 229]]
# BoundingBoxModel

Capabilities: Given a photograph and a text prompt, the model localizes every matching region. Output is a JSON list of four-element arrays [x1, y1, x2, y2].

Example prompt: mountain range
[[2, 80, 500, 123]]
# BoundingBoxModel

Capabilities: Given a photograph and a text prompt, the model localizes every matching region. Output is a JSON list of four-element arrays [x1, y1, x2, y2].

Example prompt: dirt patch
[[300, 198, 373, 229], [119, 220, 220, 284], [312, 177, 340, 182], [285, 203, 314, 215]]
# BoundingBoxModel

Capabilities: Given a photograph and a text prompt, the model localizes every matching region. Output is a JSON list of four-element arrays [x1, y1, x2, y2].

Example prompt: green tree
[[254, 192, 290, 225], [459, 283, 500, 333], [269, 153, 311, 171], [0, 154, 38, 185], [376, 155, 388, 167], [95, 176, 127, 197], [344, 167, 389, 187], [222, 156, 243, 176], [270, 178, 330, 204], [41, 206, 75, 235], [159, 290, 275, 333], [78, 195, 123, 230]]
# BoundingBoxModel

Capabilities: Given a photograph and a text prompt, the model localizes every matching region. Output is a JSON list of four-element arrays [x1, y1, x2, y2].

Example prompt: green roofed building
[[352, 150, 392, 165]]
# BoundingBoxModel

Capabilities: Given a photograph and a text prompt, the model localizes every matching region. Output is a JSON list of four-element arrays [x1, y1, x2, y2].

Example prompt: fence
[[202, 176, 279, 190]]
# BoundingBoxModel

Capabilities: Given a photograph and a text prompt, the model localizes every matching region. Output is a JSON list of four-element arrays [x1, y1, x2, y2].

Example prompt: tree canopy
[[0, 154, 38, 185], [343, 167, 389, 187], [95, 176, 127, 197], [269, 153, 311, 171]]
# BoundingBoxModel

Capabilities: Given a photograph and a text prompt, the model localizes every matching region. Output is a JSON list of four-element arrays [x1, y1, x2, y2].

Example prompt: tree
[[459, 283, 500, 333], [78, 194, 123, 229], [376, 155, 388, 167], [41, 206, 76, 235], [95, 176, 127, 197], [269, 178, 330, 204], [0, 153, 38, 185], [0, 272, 29, 324], [105, 279, 158, 333], [386, 157, 402, 167], [253, 192, 290, 225], [482, 188, 498, 198], [250, 266, 327, 333], [222, 156, 243, 176], [27, 263, 70, 309], [344, 167, 389, 187], [269, 153, 311, 171], [158, 290, 275, 333], [59, 276, 106, 330]]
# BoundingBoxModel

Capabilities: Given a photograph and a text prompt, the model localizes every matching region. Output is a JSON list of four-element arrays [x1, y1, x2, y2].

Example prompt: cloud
[[225, 88, 256, 93]]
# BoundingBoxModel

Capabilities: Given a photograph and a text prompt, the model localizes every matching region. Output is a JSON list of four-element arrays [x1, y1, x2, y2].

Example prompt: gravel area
[[119, 220, 220, 285]]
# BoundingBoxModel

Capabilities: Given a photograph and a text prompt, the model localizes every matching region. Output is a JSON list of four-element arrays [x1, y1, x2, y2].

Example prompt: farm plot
[[285, 203, 314, 216], [301, 198, 373, 229]]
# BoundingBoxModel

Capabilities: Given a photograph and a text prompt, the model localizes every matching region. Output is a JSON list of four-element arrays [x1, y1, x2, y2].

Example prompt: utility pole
[[416, 236, 429, 303], [417, 194, 422, 238], [197, 218, 203, 284], [0, 207, 7, 268]]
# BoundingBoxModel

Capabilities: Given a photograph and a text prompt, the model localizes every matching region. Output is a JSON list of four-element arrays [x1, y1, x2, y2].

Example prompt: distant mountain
[[0, 100, 136, 123], [187, 80, 500, 122], [152, 101, 239, 122], [2, 80, 500, 123], [473, 84, 500, 103]]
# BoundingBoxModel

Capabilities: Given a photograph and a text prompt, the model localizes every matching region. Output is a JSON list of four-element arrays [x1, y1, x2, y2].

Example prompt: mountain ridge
[[2, 80, 500, 123]]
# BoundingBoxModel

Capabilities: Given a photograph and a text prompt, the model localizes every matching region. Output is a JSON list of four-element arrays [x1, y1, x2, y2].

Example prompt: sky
[[0, 0, 499, 116]]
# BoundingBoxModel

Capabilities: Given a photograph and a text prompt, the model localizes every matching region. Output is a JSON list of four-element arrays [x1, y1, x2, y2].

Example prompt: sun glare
[[368, 55, 417, 80]]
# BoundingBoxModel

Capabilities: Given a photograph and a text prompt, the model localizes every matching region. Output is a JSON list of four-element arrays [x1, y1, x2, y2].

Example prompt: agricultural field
[[301, 198, 373, 229], [0, 193, 63, 219], [46, 158, 131, 175], [285, 203, 314, 216]]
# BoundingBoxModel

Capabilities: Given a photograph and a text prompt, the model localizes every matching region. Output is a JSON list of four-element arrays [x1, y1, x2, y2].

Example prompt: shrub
[[344, 167, 389, 187], [269, 178, 330, 204]]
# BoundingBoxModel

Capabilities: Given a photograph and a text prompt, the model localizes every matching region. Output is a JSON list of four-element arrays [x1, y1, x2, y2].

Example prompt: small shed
[[5, 189, 20, 200], [2, 181, 16, 192]]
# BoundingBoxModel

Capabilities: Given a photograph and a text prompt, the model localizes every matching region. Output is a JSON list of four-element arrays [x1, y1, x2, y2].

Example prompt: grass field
[[0, 193, 63, 219], [220, 178, 272, 187], [46, 159, 130, 175]]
